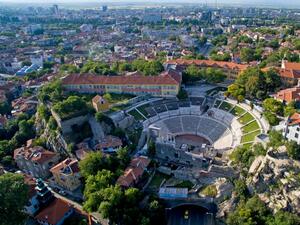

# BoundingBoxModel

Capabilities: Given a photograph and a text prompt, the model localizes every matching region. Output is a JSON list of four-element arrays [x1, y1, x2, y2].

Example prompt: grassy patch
[[136, 103, 150, 117], [242, 143, 253, 148], [242, 121, 260, 133], [104, 93, 135, 104], [199, 185, 217, 197], [214, 99, 222, 107], [230, 106, 245, 117], [148, 172, 170, 189], [174, 180, 194, 190], [238, 112, 255, 125], [128, 109, 145, 121], [219, 101, 233, 111], [241, 130, 261, 143]]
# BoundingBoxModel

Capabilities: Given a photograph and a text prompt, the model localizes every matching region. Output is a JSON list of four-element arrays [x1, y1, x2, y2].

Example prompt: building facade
[[164, 59, 248, 80], [62, 70, 181, 97], [14, 144, 60, 179], [50, 158, 81, 191]]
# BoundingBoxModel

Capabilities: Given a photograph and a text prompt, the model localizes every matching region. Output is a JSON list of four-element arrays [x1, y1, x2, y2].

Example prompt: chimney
[[281, 59, 286, 69]]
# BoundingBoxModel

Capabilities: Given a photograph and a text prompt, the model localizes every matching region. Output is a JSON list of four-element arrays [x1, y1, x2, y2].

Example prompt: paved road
[[167, 206, 214, 225]]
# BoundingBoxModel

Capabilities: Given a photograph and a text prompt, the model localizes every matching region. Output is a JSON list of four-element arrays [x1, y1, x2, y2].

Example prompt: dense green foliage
[[80, 151, 164, 225], [0, 113, 35, 166], [0, 173, 29, 225], [183, 65, 226, 83], [226, 68, 281, 101], [53, 96, 93, 120], [230, 143, 267, 168], [227, 196, 300, 225]]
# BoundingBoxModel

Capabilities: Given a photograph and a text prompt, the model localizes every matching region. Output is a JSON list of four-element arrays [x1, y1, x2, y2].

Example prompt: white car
[[59, 190, 67, 196]]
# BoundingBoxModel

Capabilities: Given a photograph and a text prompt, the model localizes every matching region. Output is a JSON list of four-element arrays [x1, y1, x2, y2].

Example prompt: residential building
[[62, 71, 181, 97], [14, 142, 60, 178], [279, 60, 300, 86], [116, 156, 150, 188], [95, 135, 122, 153], [35, 198, 74, 225], [165, 59, 248, 80], [50, 158, 81, 191], [92, 95, 110, 112], [275, 86, 300, 103], [276, 112, 300, 144], [24, 175, 40, 216], [61, 70, 181, 97]]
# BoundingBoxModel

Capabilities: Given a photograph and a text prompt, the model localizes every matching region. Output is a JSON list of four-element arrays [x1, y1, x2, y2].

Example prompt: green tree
[[268, 130, 284, 148], [227, 196, 270, 225], [286, 141, 300, 160], [240, 48, 255, 63], [0, 173, 29, 225], [79, 151, 106, 178]]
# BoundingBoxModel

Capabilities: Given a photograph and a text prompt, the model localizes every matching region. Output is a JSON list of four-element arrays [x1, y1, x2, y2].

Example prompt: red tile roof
[[288, 113, 300, 126], [275, 86, 300, 103], [117, 156, 150, 188], [279, 69, 300, 79], [50, 158, 80, 174], [35, 198, 72, 225], [165, 59, 249, 71], [283, 62, 300, 71], [62, 73, 180, 86], [14, 146, 58, 164], [95, 135, 122, 150]]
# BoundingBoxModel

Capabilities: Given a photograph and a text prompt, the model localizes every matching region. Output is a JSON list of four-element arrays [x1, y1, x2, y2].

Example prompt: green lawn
[[148, 172, 170, 189], [219, 101, 233, 111], [241, 130, 261, 143], [128, 109, 145, 121], [238, 112, 255, 125], [242, 121, 260, 133], [136, 103, 150, 118], [104, 93, 135, 104], [230, 106, 246, 117], [214, 99, 222, 108], [242, 143, 253, 148], [174, 180, 194, 190]]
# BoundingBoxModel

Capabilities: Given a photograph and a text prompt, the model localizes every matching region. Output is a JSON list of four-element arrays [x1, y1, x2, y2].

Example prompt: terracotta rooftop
[[92, 95, 106, 104], [288, 113, 300, 126], [50, 158, 80, 175], [275, 86, 300, 103], [35, 198, 72, 225], [283, 61, 300, 71], [117, 156, 150, 188], [95, 135, 122, 150], [14, 146, 58, 165], [165, 59, 249, 71], [62, 72, 180, 86]]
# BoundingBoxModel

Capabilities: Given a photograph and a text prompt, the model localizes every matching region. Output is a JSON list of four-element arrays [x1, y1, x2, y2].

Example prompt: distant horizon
[[0, 0, 300, 9]]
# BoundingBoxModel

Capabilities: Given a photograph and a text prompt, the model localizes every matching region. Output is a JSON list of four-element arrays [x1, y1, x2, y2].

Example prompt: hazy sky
[[0, 0, 300, 8]]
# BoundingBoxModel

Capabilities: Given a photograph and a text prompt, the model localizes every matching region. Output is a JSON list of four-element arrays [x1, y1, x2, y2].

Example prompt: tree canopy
[[0, 173, 29, 225]]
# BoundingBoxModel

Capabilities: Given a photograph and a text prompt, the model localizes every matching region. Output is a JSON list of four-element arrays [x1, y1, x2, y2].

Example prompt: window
[[295, 133, 299, 138]]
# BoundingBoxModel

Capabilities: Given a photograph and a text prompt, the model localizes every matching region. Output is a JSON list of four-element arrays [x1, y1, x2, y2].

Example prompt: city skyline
[[0, 0, 300, 8]]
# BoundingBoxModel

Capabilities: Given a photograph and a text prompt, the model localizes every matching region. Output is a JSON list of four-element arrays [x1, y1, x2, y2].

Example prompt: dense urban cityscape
[[0, 1, 300, 225]]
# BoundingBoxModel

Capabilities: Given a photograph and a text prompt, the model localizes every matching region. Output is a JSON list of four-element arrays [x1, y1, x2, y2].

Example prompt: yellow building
[[50, 158, 81, 191], [92, 95, 110, 112]]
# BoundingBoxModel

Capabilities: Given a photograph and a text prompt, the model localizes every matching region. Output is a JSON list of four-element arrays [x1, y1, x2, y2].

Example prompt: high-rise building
[[52, 4, 59, 15], [102, 5, 108, 12]]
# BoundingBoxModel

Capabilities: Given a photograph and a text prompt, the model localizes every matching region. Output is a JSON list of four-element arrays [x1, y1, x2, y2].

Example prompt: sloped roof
[[35, 198, 72, 225], [50, 158, 80, 175], [62, 73, 180, 86], [288, 113, 300, 126], [165, 59, 249, 71]]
